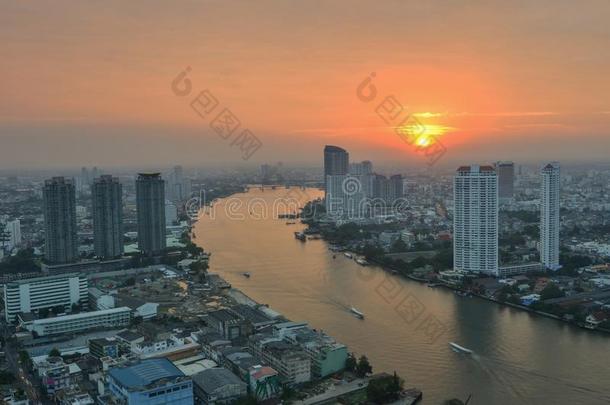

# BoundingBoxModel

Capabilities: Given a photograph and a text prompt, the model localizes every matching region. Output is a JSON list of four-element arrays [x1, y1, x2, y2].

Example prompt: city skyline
[[2, 2, 610, 404]]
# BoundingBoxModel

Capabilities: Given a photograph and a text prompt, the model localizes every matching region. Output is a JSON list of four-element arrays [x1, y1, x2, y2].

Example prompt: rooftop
[[108, 358, 184, 390], [192, 367, 244, 393], [7, 272, 82, 286], [31, 307, 131, 325]]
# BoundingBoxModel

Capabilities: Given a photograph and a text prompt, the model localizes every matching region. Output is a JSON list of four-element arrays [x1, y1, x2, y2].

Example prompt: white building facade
[[453, 165, 499, 276], [540, 162, 561, 270], [3, 273, 88, 323], [27, 306, 131, 336]]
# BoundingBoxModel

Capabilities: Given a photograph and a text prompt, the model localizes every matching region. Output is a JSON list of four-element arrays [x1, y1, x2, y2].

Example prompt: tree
[[18, 350, 32, 370], [356, 355, 372, 377], [345, 352, 357, 372], [48, 348, 61, 357], [366, 372, 404, 403], [540, 283, 564, 300], [0, 370, 16, 384], [390, 238, 408, 253]]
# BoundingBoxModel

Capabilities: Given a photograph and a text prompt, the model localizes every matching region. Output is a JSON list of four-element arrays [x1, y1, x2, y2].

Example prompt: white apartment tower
[[453, 165, 499, 276], [540, 162, 561, 270]]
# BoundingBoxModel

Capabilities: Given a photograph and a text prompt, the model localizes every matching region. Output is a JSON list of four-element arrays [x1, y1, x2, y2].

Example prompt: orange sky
[[1, 1, 609, 168]]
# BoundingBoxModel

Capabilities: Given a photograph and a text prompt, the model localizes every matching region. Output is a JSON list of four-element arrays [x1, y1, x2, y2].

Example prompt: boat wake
[[471, 354, 610, 404]]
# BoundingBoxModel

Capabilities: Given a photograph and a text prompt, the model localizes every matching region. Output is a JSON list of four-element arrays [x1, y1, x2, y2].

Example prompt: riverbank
[[362, 255, 610, 336]]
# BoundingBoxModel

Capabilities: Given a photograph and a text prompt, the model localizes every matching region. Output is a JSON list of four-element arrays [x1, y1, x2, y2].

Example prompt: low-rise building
[[191, 367, 247, 404], [89, 337, 119, 359], [107, 358, 193, 405], [248, 365, 282, 401], [34, 356, 72, 397], [249, 337, 311, 386], [131, 334, 200, 361], [88, 287, 115, 310], [283, 326, 347, 378], [205, 309, 247, 340], [115, 330, 145, 352], [27, 307, 131, 336]]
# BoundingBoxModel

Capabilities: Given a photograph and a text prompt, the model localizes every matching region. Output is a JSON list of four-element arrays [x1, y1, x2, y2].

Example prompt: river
[[193, 187, 610, 405]]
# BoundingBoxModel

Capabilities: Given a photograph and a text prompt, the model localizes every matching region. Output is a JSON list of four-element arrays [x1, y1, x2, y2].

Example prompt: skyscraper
[[43, 177, 78, 264], [388, 174, 404, 203], [136, 173, 166, 256], [349, 160, 373, 175], [92, 175, 123, 259], [495, 161, 515, 201], [372, 174, 389, 201], [540, 162, 561, 270], [6, 219, 21, 250], [324, 145, 349, 192], [453, 165, 499, 276], [167, 165, 191, 202]]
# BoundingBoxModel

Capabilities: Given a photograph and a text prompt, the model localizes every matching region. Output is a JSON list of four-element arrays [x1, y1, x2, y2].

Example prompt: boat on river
[[344, 252, 353, 259], [449, 342, 472, 354], [350, 307, 365, 319]]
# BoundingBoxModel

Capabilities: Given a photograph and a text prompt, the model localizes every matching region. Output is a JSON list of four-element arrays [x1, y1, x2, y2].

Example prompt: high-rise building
[[495, 161, 515, 201], [167, 165, 191, 202], [325, 174, 367, 219], [540, 162, 561, 270], [372, 174, 389, 201], [92, 175, 123, 259], [453, 165, 499, 276], [165, 200, 178, 225], [389, 174, 404, 203], [324, 145, 349, 192], [136, 173, 166, 256], [5, 219, 21, 250], [43, 177, 78, 264], [349, 161, 373, 175]]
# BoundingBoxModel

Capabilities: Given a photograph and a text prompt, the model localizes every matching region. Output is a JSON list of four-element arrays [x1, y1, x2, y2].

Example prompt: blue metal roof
[[109, 358, 184, 389]]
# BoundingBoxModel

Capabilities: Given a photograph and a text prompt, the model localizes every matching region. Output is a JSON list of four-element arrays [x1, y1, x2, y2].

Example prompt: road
[[1, 324, 43, 404]]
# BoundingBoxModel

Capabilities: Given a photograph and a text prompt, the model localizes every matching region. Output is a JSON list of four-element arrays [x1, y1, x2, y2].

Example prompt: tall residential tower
[[323, 145, 349, 192], [453, 165, 499, 276], [136, 173, 166, 256], [43, 177, 78, 264], [540, 162, 561, 270], [495, 161, 515, 201], [92, 175, 123, 259]]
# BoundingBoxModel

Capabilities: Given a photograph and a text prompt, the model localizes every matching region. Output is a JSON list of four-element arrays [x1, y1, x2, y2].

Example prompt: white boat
[[344, 252, 353, 259], [350, 307, 365, 319], [355, 258, 368, 266], [449, 342, 472, 354]]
